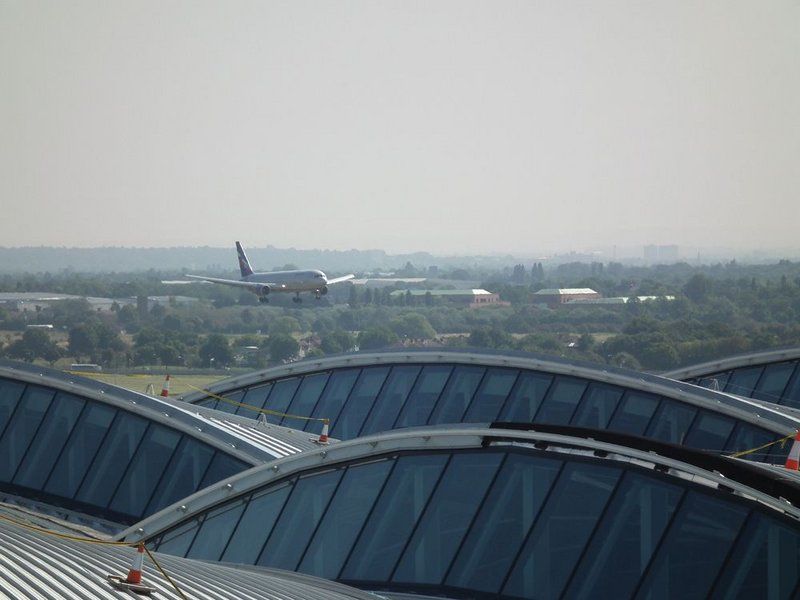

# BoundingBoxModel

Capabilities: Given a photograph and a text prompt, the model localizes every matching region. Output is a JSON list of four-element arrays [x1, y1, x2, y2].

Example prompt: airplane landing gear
[[292, 295, 302, 303], [259, 296, 269, 304]]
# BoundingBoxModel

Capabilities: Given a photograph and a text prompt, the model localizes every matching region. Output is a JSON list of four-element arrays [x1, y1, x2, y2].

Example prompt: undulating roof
[[665, 347, 800, 409], [180, 349, 800, 464], [0, 360, 320, 530], [0, 503, 380, 600], [119, 425, 800, 600]]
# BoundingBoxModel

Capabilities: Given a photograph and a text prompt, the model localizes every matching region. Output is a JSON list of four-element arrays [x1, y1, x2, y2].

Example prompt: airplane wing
[[184, 274, 287, 291], [326, 274, 356, 285]]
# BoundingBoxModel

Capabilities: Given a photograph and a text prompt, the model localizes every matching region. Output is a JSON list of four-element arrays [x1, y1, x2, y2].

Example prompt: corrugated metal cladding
[[0, 508, 379, 600], [167, 400, 327, 457]]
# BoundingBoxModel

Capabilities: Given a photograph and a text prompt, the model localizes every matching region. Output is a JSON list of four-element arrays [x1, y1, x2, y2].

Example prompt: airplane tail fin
[[235, 241, 254, 277]]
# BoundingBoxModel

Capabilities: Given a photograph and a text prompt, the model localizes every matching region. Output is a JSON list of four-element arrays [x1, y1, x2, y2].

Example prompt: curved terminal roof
[[0, 360, 321, 529], [181, 349, 800, 464], [120, 425, 800, 600], [665, 347, 800, 409], [0, 504, 379, 600]]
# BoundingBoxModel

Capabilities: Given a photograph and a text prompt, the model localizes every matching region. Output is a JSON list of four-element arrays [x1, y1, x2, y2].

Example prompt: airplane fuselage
[[243, 270, 329, 293]]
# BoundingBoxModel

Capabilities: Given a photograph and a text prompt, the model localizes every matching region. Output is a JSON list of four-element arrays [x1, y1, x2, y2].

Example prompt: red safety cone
[[312, 419, 330, 445], [126, 543, 145, 585], [160, 375, 170, 398], [107, 542, 156, 594], [785, 431, 800, 470]]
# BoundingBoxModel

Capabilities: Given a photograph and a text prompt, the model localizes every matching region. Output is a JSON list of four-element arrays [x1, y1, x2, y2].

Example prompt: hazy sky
[[1, 1, 798, 256]]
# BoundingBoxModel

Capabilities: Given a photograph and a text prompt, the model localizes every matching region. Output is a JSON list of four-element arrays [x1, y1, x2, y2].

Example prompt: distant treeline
[[0, 246, 518, 274]]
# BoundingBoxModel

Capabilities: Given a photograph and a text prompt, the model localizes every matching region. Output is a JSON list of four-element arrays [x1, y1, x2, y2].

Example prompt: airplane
[[185, 242, 355, 303]]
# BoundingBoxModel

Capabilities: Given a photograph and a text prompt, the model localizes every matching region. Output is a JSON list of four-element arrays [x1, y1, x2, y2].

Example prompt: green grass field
[[77, 372, 229, 398]]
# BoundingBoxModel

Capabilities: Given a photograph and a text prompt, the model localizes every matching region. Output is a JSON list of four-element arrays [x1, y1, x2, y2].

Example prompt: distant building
[[531, 288, 601, 307], [390, 288, 507, 307], [564, 295, 676, 306]]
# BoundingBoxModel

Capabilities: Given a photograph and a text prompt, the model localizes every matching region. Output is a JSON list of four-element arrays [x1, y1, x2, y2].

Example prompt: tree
[[269, 316, 302, 336], [117, 304, 140, 332], [269, 333, 300, 363], [199, 334, 233, 368], [320, 329, 355, 354], [7, 329, 62, 363], [389, 313, 437, 340], [468, 326, 513, 349], [684, 274, 712, 303], [358, 326, 399, 350], [68, 324, 99, 361]]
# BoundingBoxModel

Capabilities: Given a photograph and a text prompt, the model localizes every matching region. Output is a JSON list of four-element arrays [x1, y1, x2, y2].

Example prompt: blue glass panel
[[360, 366, 421, 436], [145, 437, 216, 515], [634, 491, 748, 599], [218, 391, 243, 417], [280, 373, 330, 428], [684, 412, 735, 452], [299, 460, 393, 579], [535, 377, 588, 425], [213, 391, 239, 414], [76, 412, 149, 508], [156, 519, 201, 556], [645, 400, 697, 445], [463, 368, 519, 422], [110, 424, 181, 517], [394, 367, 453, 428], [242, 382, 273, 413], [725, 367, 764, 397], [14, 393, 85, 490], [427, 366, 486, 425], [503, 463, 622, 600], [710, 512, 800, 600], [195, 398, 218, 410], [0, 386, 55, 481], [498, 372, 553, 423], [332, 367, 390, 439], [753, 363, 795, 404], [393, 452, 503, 584], [342, 454, 448, 581], [608, 392, 659, 435], [0, 378, 26, 439], [44, 403, 116, 497], [186, 500, 247, 560], [565, 473, 683, 599], [264, 378, 301, 419], [257, 469, 343, 570], [780, 367, 800, 410], [309, 369, 360, 435], [199, 452, 248, 489], [571, 383, 624, 429], [445, 453, 562, 594], [222, 484, 291, 564], [725, 423, 781, 464]]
